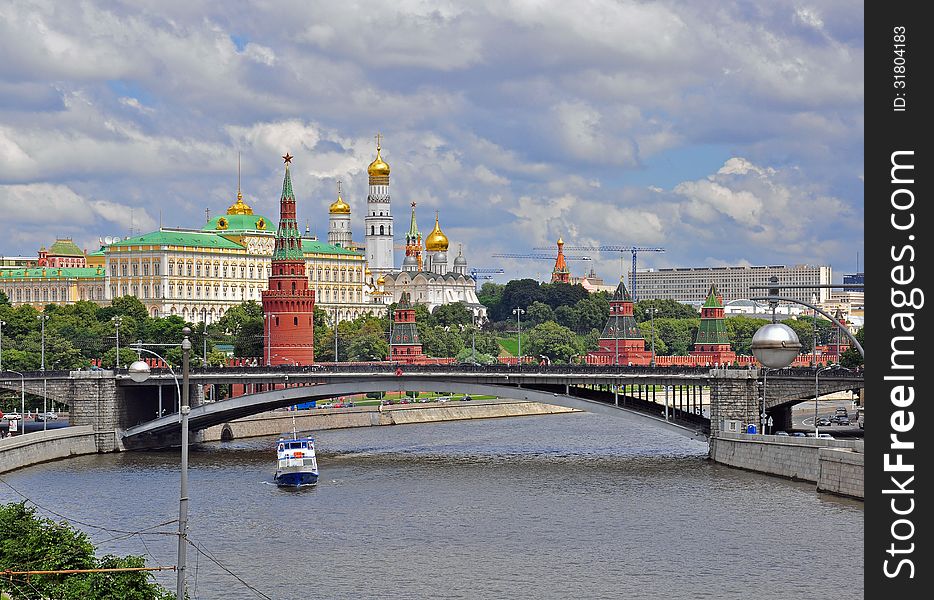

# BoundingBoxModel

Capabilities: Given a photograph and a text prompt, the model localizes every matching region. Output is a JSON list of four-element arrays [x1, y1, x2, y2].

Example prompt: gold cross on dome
[[375, 132, 382, 150]]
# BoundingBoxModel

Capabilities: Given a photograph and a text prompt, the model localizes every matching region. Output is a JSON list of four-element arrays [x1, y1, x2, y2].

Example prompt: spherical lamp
[[128, 360, 152, 383], [751, 323, 802, 369]]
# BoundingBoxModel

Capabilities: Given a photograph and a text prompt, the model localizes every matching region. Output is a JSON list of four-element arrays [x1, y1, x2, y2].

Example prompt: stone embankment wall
[[709, 433, 863, 499], [202, 400, 576, 442], [0, 426, 100, 474]]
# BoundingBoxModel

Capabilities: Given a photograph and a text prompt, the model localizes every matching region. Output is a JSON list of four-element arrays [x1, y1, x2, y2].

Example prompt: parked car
[[4, 413, 22, 421]]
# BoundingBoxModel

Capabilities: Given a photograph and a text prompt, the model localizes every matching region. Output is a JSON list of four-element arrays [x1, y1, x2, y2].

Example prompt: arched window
[[132, 263, 138, 276], [371, 226, 375, 235], [380, 225, 384, 235]]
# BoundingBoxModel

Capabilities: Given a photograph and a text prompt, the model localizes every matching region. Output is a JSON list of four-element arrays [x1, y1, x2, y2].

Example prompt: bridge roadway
[[114, 364, 862, 445], [1, 364, 863, 448]]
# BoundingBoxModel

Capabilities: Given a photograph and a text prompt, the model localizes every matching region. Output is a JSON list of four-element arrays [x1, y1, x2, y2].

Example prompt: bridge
[[1, 364, 863, 451]]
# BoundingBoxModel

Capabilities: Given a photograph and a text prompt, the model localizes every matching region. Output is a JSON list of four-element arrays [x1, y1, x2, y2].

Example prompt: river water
[[1, 411, 863, 599]]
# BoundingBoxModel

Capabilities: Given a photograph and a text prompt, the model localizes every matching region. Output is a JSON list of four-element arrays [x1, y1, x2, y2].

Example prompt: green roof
[[88, 247, 106, 257], [202, 213, 275, 234], [702, 284, 724, 308], [107, 230, 245, 250], [0, 267, 104, 280], [301, 239, 362, 256], [48, 239, 84, 256]]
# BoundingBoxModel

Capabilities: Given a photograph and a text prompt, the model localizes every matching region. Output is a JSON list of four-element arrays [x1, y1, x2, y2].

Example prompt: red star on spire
[[282, 153, 293, 164]]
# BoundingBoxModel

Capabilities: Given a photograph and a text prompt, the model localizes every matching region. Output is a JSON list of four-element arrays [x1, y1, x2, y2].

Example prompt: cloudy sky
[[0, 0, 863, 283]]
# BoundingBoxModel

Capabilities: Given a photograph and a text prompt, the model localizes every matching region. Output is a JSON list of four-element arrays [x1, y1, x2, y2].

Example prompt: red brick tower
[[389, 292, 424, 363], [262, 154, 315, 365], [587, 279, 652, 365], [690, 284, 736, 365], [551, 237, 571, 283]]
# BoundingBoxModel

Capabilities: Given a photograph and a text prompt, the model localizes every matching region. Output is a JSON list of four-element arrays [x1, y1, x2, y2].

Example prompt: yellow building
[[103, 187, 378, 323], [0, 266, 107, 307]]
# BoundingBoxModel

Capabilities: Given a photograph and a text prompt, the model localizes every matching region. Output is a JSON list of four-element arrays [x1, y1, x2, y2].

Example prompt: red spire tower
[[551, 237, 571, 283], [262, 154, 315, 365]]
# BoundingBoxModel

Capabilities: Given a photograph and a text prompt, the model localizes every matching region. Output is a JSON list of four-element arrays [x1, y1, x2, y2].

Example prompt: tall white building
[[633, 264, 833, 305], [364, 135, 394, 275]]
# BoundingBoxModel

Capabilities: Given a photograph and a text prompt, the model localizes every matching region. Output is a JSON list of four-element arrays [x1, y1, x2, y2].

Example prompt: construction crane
[[535, 245, 665, 300], [469, 268, 505, 290], [492, 253, 592, 261]]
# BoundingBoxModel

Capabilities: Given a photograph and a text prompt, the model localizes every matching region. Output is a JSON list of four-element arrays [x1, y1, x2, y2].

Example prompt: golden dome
[[425, 213, 449, 252], [367, 138, 390, 180], [365, 267, 372, 275], [227, 190, 254, 215], [329, 194, 351, 214], [557, 237, 564, 245], [376, 274, 386, 285]]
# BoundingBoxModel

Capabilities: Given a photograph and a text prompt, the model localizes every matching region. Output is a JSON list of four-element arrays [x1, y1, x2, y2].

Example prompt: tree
[[431, 302, 472, 327], [0, 501, 173, 599], [541, 282, 588, 308], [525, 301, 554, 326], [347, 332, 390, 361], [726, 315, 770, 355], [494, 279, 546, 321], [419, 325, 465, 357], [839, 327, 864, 369], [634, 299, 699, 321], [554, 305, 579, 331], [477, 282, 504, 310], [524, 321, 581, 363], [0, 289, 10, 306], [100, 296, 150, 323], [574, 296, 608, 333], [210, 301, 264, 358], [652, 318, 698, 356]]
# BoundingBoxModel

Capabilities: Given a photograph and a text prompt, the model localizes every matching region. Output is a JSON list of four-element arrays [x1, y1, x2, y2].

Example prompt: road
[[788, 392, 863, 438]]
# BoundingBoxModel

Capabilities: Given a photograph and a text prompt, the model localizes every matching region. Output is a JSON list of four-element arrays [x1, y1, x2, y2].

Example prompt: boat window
[[277, 444, 284, 451]]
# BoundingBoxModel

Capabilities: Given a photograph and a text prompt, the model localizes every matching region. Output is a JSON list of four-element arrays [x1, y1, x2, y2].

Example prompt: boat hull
[[275, 469, 318, 487]]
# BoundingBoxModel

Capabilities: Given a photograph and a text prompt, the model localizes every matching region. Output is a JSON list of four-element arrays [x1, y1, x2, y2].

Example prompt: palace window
[[121, 264, 128, 276], [196, 263, 201, 277], [168, 262, 174, 276], [132, 264, 138, 276], [214, 264, 219, 277], [187, 263, 192, 276], [111, 265, 117, 276], [154, 263, 160, 276], [143, 263, 149, 276]]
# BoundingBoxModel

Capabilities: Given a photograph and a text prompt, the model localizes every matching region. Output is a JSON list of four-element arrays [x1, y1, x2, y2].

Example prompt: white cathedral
[[328, 136, 486, 320]]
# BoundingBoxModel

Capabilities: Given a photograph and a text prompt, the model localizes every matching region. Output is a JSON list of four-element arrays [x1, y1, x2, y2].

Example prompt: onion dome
[[425, 212, 449, 252], [377, 274, 386, 285], [402, 255, 418, 269], [454, 253, 467, 266], [367, 136, 390, 184], [227, 190, 254, 215], [329, 193, 351, 214]]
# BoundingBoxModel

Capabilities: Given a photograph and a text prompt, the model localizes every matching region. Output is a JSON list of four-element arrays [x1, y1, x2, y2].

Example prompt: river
[[1, 410, 863, 599]]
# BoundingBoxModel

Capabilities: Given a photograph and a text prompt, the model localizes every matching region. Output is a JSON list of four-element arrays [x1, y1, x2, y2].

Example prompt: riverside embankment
[[709, 432, 863, 499], [1, 400, 577, 474]]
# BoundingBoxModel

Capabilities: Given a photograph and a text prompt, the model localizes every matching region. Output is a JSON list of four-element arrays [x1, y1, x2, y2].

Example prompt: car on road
[[460, 395, 472, 402], [834, 407, 849, 418], [3, 413, 22, 421], [775, 431, 789, 436], [817, 433, 835, 439], [34, 412, 58, 422], [836, 416, 850, 426], [817, 417, 833, 427], [792, 432, 807, 437]]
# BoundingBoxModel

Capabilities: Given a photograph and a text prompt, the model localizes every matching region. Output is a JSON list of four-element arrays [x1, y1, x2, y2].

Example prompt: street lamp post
[[512, 308, 525, 367], [128, 327, 191, 600], [471, 313, 477, 364], [6, 370, 25, 436], [333, 310, 339, 363], [815, 364, 835, 437], [648, 307, 657, 367], [112, 316, 123, 369], [0, 319, 5, 372], [37, 314, 49, 429], [264, 314, 276, 366]]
